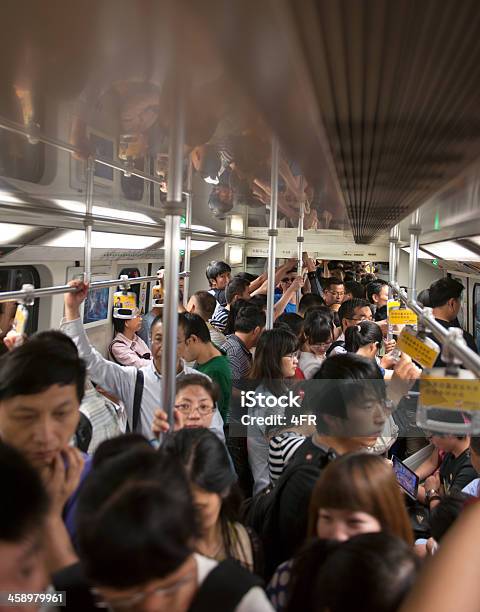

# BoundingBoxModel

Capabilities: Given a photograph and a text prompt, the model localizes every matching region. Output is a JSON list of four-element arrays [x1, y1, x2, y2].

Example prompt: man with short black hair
[[179, 312, 232, 423], [61, 280, 225, 442], [222, 305, 265, 385], [366, 280, 389, 321], [327, 298, 373, 356], [76, 447, 272, 611], [428, 277, 477, 365], [0, 442, 49, 597], [0, 331, 89, 570], [206, 260, 231, 306], [210, 276, 251, 333], [186, 290, 226, 347]]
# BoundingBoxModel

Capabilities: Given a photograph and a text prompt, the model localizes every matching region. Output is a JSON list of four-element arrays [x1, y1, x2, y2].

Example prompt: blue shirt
[[274, 291, 296, 314]]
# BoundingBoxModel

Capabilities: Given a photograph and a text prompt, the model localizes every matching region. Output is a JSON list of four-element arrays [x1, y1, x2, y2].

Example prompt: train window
[[120, 158, 145, 201], [0, 266, 40, 339], [0, 91, 45, 182], [474, 283, 480, 353], [450, 275, 467, 330]]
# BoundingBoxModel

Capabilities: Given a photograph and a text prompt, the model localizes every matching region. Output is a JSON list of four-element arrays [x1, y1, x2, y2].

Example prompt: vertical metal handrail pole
[[161, 82, 185, 429], [408, 210, 421, 302], [296, 180, 305, 306], [388, 225, 399, 341], [183, 160, 193, 308], [84, 157, 95, 284], [266, 137, 279, 330]]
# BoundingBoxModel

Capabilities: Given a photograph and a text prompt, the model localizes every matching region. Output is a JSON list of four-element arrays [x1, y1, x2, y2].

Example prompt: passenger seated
[[76, 447, 273, 612], [109, 307, 151, 368], [462, 436, 480, 497], [179, 313, 232, 424], [163, 428, 263, 574], [0, 442, 49, 603], [268, 453, 414, 611], [187, 290, 227, 348], [416, 413, 477, 507], [286, 533, 419, 612], [298, 312, 334, 379], [0, 330, 89, 570], [61, 280, 225, 442]]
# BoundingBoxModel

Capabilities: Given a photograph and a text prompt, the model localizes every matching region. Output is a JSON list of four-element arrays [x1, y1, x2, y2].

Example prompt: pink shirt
[[110, 332, 151, 369]]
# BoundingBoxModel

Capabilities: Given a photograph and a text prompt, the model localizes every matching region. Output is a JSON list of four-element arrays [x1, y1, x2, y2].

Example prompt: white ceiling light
[[0, 223, 35, 245], [228, 245, 244, 265], [0, 190, 23, 204], [42, 230, 161, 249], [180, 221, 215, 234], [229, 215, 244, 235], [423, 241, 480, 261], [53, 199, 155, 224], [401, 247, 433, 259]]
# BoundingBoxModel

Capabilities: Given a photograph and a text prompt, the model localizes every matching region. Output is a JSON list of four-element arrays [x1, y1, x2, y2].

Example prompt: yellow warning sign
[[388, 300, 418, 325], [113, 291, 137, 310], [420, 371, 480, 411], [396, 328, 440, 369], [12, 305, 28, 335]]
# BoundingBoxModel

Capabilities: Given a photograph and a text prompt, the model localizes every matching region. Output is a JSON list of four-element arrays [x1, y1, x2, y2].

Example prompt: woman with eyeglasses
[[152, 374, 220, 438], [247, 327, 302, 494], [163, 428, 264, 576], [298, 311, 335, 379]]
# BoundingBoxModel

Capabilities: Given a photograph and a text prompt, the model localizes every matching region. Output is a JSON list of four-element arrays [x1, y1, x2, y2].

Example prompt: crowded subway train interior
[[3, 1, 480, 611]]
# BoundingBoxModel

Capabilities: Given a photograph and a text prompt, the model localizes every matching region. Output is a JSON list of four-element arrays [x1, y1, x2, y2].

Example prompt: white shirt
[[194, 554, 274, 612], [61, 318, 225, 442], [462, 477, 480, 497], [298, 351, 325, 379], [328, 332, 347, 356]]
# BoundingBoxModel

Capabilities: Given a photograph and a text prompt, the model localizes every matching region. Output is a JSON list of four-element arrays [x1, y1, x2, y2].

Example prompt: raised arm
[[61, 280, 136, 409], [274, 276, 304, 318]]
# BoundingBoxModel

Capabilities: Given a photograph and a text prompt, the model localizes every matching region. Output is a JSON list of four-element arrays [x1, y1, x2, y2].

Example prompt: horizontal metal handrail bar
[[0, 273, 188, 304], [390, 282, 480, 377]]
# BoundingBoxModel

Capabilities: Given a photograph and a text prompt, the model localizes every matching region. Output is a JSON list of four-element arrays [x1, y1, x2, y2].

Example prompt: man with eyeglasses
[[327, 298, 374, 356], [61, 281, 225, 443]]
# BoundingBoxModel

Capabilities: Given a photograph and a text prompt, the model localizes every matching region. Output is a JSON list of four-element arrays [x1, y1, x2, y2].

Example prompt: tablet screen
[[392, 455, 419, 499]]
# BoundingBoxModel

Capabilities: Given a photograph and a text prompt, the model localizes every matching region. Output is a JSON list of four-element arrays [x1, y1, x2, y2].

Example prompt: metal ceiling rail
[[0, 273, 188, 304], [389, 282, 480, 377]]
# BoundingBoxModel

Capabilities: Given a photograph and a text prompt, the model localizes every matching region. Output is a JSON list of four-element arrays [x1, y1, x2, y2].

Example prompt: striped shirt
[[222, 334, 252, 384], [269, 431, 306, 483], [210, 303, 229, 333]]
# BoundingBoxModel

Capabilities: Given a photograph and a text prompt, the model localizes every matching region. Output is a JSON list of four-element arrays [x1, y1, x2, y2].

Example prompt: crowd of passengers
[[1, 258, 480, 611]]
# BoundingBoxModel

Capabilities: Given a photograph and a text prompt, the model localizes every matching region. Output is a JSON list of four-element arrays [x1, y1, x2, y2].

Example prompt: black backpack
[[243, 438, 337, 579], [189, 558, 263, 612], [325, 339, 345, 357]]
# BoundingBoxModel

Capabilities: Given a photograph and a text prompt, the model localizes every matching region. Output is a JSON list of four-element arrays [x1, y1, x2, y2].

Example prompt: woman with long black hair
[[162, 428, 263, 575], [247, 326, 301, 494]]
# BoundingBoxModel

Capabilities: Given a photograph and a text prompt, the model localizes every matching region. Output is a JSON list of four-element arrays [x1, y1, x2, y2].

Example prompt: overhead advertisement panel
[[246, 229, 389, 260]]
